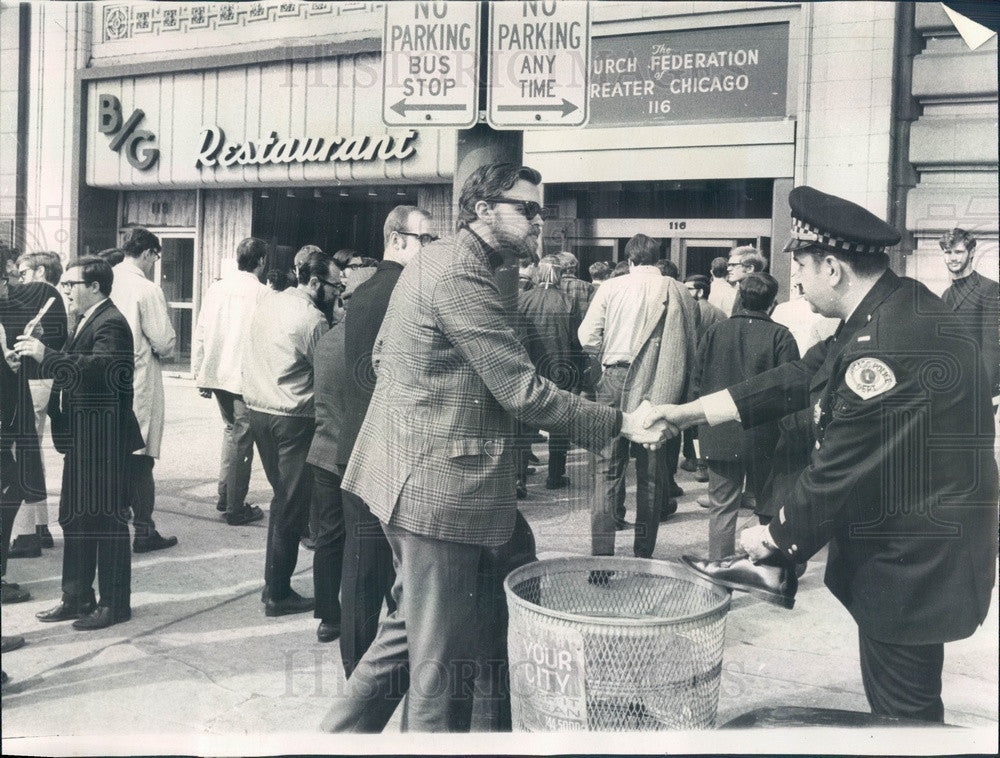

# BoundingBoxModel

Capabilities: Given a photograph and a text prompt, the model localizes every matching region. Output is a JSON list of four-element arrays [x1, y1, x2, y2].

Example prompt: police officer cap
[[784, 186, 901, 256]]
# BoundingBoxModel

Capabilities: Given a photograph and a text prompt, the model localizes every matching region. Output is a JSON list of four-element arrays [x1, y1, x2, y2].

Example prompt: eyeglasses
[[147, 249, 161, 260], [398, 232, 439, 246], [486, 198, 546, 220], [60, 279, 87, 289], [318, 278, 344, 292]]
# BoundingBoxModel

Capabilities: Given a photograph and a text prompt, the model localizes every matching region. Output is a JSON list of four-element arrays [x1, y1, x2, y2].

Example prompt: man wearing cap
[[645, 186, 998, 722]]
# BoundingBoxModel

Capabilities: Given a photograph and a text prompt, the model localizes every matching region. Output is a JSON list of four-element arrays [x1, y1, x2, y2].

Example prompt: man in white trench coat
[[111, 227, 179, 553]]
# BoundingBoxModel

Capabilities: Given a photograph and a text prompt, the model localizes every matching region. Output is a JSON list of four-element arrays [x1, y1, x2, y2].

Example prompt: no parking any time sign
[[487, 1, 591, 129]]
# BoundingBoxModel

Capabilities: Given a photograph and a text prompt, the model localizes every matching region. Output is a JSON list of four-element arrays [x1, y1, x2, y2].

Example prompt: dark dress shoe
[[7, 534, 41, 559], [527, 450, 541, 463], [679, 457, 698, 472], [660, 499, 678, 521], [216, 500, 227, 512], [265, 590, 315, 617], [544, 475, 570, 490], [614, 519, 633, 531], [133, 533, 179, 553], [226, 505, 264, 526], [694, 466, 709, 483], [317, 620, 341, 643], [669, 481, 684, 498], [37, 525, 54, 548], [72, 606, 131, 630], [525, 466, 537, 475], [1, 581, 31, 604], [680, 552, 797, 609], [36, 600, 96, 622], [1, 635, 26, 653]]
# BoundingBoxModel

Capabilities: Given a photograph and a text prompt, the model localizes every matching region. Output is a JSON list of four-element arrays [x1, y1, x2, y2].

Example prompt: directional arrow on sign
[[496, 99, 579, 117], [389, 99, 469, 117]]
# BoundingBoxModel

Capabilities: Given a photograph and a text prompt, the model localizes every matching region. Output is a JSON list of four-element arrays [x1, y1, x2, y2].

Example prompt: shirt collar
[[79, 297, 109, 323], [284, 286, 317, 307], [376, 260, 404, 272], [464, 227, 504, 271], [842, 269, 899, 330]]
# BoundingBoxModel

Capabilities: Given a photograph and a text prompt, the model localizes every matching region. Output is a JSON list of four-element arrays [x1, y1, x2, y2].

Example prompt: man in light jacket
[[191, 237, 268, 526], [579, 234, 697, 558], [111, 227, 178, 554]]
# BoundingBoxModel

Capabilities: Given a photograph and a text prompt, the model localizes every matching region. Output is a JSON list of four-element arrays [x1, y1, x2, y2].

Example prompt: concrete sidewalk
[[1, 381, 997, 755]]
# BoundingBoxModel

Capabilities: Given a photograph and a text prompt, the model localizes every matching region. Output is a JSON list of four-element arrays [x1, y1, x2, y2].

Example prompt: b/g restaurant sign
[[85, 56, 450, 190], [195, 125, 417, 168]]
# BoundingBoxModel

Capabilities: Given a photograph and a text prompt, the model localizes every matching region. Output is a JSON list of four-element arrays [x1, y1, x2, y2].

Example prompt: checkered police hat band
[[791, 220, 883, 255]]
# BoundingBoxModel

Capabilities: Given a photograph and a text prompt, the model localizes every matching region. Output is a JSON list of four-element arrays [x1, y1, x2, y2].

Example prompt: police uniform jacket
[[730, 270, 998, 645], [341, 228, 620, 547]]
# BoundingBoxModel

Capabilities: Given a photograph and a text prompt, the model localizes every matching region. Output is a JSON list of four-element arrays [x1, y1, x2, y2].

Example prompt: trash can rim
[[503, 556, 731, 628]]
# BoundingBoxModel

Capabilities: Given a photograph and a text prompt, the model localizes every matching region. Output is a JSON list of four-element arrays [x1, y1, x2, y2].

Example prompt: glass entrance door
[[153, 233, 196, 374]]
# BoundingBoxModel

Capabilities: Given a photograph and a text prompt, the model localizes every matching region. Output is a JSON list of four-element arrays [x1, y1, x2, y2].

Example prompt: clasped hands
[[620, 400, 699, 449]]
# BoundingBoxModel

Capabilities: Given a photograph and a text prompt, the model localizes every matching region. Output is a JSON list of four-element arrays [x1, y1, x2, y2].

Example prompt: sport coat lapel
[[67, 299, 112, 352]]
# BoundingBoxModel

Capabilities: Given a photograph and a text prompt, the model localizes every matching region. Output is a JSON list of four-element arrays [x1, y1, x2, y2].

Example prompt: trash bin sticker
[[510, 621, 588, 731]]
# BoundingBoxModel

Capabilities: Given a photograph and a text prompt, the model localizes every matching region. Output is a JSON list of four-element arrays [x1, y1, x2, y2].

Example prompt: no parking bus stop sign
[[382, 1, 481, 127]]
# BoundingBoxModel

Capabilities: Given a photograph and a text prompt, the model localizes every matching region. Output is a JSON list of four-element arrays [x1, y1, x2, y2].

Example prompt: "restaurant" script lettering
[[195, 126, 418, 168]]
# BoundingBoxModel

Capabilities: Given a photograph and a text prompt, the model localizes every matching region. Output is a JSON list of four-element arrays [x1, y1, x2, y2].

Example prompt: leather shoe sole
[[37, 601, 97, 622], [680, 553, 797, 609], [226, 505, 264, 526], [660, 499, 678, 521], [133, 535, 179, 553], [7, 535, 42, 559], [265, 593, 315, 617], [317, 620, 341, 643], [1, 582, 31, 604], [72, 607, 131, 630], [1, 636, 26, 653]]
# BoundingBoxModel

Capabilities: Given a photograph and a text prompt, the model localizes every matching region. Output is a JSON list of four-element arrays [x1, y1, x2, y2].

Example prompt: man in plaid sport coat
[[323, 164, 665, 733]]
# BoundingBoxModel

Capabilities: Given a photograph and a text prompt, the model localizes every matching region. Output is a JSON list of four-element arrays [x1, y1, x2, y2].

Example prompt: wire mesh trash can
[[504, 557, 731, 731]]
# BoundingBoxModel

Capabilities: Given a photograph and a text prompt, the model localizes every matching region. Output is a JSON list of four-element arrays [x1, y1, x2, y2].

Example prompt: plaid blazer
[[341, 228, 620, 547]]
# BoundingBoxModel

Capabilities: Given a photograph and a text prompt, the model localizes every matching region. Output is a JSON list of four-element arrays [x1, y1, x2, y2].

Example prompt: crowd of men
[[1, 164, 998, 730]]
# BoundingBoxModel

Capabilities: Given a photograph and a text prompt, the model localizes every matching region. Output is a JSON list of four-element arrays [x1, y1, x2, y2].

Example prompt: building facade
[[3, 1, 996, 374]]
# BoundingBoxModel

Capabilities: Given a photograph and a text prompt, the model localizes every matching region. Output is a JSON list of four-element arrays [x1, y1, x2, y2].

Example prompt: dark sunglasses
[[487, 197, 546, 220], [398, 232, 439, 246], [318, 278, 344, 291]]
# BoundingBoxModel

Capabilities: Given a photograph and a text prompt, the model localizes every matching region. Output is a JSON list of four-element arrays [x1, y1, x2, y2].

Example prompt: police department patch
[[845, 358, 896, 400]]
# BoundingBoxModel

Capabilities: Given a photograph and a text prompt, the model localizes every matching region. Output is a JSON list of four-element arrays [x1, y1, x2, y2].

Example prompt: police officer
[[646, 186, 999, 722]]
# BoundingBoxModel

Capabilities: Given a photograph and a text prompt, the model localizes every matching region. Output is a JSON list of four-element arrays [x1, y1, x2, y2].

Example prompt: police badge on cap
[[784, 186, 901, 255]]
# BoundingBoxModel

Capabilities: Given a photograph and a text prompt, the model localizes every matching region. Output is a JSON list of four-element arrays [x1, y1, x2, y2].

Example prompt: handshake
[[620, 399, 702, 449]]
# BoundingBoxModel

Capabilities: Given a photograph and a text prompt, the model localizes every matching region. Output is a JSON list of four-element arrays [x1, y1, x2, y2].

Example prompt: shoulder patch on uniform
[[845, 358, 896, 400]]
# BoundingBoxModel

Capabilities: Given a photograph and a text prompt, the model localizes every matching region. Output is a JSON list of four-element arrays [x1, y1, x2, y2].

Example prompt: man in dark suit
[[15, 256, 144, 630], [322, 164, 663, 733], [690, 272, 799, 558], [649, 186, 998, 722], [306, 205, 432, 651], [939, 228, 999, 402]]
